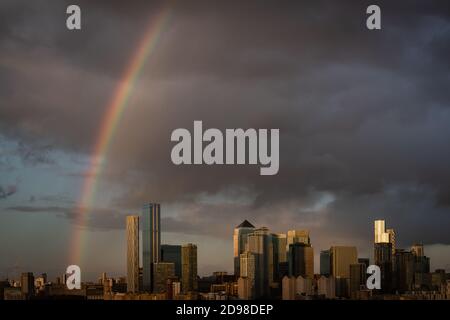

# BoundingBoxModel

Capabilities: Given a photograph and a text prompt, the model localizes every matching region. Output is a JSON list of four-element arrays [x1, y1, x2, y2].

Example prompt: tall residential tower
[[126, 215, 139, 293]]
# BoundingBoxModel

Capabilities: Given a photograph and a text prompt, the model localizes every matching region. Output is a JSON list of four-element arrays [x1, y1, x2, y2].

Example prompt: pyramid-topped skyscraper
[[233, 220, 256, 277], [236, 220, 255, 229]]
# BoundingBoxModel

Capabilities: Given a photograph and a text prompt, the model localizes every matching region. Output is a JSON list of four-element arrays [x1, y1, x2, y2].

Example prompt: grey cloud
[[6, 205, 126, 230], [16, 141, 55, 166], [0, 185, 17, 199], [6, 205, 65, 213]]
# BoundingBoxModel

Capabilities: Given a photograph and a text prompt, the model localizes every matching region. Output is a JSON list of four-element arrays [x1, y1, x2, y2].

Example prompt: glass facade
[[161, 244, 182, 279], [320, 249, 331, 276], [142, 203, 161, 292]]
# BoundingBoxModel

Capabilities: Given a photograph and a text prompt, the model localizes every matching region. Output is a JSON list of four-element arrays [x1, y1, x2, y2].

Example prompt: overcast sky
[[1, 0, 450, 280]]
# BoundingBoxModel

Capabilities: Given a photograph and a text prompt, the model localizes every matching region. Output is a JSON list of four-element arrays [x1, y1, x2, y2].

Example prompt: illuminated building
[[126, 215, 139, 293]]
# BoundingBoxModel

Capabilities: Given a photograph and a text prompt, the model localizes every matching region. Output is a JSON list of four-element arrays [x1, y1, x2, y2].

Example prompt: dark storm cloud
[[1, 0, 450, 248]]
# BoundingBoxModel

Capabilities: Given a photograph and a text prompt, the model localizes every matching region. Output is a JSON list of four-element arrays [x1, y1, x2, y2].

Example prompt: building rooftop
[[236, 220, 255, 228]]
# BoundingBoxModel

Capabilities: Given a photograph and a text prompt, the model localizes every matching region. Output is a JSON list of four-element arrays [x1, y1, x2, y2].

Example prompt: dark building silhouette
[[271, 233, 287, 283], [393, 249, 415, 293], [374, 242, 393, 293], [320, 249, 331, 276], [161, 244, 182, 279], [358, 258, 370, 269], [0, 280, 10, 300], [21, 272, 34, 299], [411, 243, 431, 290], [350, 263, 367, 298], [288, 243, 314, 278]]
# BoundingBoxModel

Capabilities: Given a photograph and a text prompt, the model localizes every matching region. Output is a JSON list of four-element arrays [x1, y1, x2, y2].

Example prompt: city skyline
[[2, 207, 446, 283], [1, 208, 450, 281], [1, 214, 447, 300]]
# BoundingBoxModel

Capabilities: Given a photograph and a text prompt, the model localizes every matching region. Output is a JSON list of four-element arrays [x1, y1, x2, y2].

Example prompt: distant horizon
[[1, 217, 449, 283]]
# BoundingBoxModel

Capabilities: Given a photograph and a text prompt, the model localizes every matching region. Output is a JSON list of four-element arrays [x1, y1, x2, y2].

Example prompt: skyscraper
[[374, 242, 392, 265], [411, 243, 424, 257], [142, 203, 161, 292], [287, 230, 310, 248], [161, 244, 182, 279], [239, 251, 256, 299], [393, 249, 414, 293], [374, 220, 395, 291], [126, 215, 139, 293], [272, 233, 287, 281], [374, 220, 390, 243], [181, 243, 198, 293], [330, 246, 358, 278], [374, 242, 393, 293], [272, 233, 287, 263], [288, 243, 314, 279], [247, 227, 273, 298], [233, 220, 255, 277], [320, 250, 331, 276], [387, 228, 396, 254], [240, 251, 256, 279], [411, 243, 431, 290], [374, 220, 395, 254]]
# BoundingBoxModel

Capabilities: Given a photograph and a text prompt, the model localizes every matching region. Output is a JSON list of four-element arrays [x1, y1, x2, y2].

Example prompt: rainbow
[[69, 6, 172, 265]]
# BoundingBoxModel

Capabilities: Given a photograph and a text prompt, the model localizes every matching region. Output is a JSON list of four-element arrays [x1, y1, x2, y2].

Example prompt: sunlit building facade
[[233, 220, 255, 277], [374, 220, 390, 243], [239, 251, 256, 299], [126, 215, 139, 293], [287, 229, 310, 248], [181, 243, 198, 293], [330, 246, 358, 279]]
